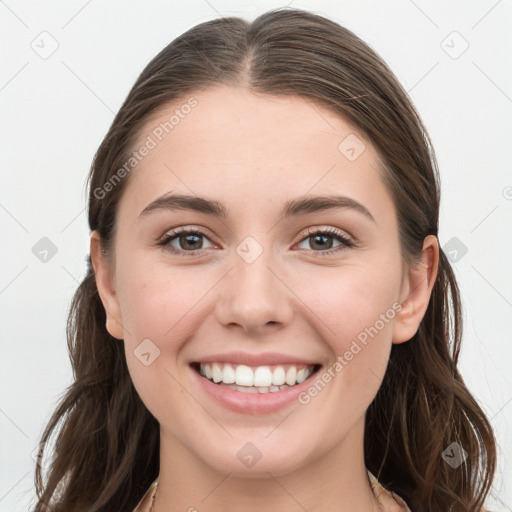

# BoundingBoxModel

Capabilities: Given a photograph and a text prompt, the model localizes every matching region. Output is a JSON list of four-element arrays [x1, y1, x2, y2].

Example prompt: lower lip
[[191, 366, 319, 414]]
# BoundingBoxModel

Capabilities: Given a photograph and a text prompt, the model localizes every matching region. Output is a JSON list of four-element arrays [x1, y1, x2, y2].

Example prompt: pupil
[[182, 234, 201, 250], [312, 234, 332, 250]]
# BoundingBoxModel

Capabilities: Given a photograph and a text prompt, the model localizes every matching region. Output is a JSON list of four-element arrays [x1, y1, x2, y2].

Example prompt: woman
[[33, 7, 496, 512]]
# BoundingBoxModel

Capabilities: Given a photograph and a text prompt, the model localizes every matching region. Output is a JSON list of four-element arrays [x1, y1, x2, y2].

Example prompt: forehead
[[136, 85, 370, 164], [120, 85, 393, 224]]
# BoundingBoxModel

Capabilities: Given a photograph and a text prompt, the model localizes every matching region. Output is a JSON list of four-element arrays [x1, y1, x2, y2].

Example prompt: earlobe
[[392, 235, 439, 344], [89, 231, 124, 340]]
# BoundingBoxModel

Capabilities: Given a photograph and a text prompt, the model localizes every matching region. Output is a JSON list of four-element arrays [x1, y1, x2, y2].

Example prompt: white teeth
[[253, 366, 272, 387], [212, 363, 223, 383], [296, 368, 307, 384], [198, 362, 315, 389], [235, 365, 254, 386], [272, 366, 286, 386], [285, 366, 297, 386], [222, 364, 235, 384]]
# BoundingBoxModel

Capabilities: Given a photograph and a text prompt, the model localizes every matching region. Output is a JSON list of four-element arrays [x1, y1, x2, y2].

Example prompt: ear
[[89, 230, 124, 340], [392, 234, 439, 344]]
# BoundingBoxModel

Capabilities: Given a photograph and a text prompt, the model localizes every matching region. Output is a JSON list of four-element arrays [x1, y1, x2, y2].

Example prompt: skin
[[91, 85, 439, 512]]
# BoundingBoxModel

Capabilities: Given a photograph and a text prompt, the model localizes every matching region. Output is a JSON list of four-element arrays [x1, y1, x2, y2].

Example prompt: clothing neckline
[[133, 470, 411, 512]]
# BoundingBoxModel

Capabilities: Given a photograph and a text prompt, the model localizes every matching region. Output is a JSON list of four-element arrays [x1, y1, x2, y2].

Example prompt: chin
[[194, 435, 317, 478]]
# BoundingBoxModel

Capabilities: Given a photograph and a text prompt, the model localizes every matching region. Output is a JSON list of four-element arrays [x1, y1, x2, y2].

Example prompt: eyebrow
[[138, 193, 376, 223]]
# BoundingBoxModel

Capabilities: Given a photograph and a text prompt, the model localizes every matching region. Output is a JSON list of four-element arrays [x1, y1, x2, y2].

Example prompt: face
[[92, 85, 437, 478]]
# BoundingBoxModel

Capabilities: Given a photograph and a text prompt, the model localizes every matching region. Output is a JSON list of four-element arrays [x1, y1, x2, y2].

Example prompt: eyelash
[[157, 226, 354, 257]]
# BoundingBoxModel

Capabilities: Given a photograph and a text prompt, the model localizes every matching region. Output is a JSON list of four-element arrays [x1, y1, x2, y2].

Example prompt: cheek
[[113, 258, 193, 390], [118, 275, 202, 429], [114, 255, 228, 418], [315, 264, 398, 338], [117, 258, 207, 345], [310, 264, 399, 388]]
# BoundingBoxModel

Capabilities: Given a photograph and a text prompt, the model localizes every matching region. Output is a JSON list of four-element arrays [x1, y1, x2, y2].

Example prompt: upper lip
[[191, 352, 320, 367]]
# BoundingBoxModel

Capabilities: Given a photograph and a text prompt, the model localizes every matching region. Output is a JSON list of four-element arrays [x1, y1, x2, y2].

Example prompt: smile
[[195, 362, 318, 393]]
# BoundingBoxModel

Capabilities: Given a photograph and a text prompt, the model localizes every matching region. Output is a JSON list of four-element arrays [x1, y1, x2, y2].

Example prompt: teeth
[[198, 362, 315, 389], [219, 383, 291, 393], [235, 365, 254, 386], [272, 366, 286, 386], [296, 368, 307, 384], [254, 366, 272, 387], [285, 366, 297, 386], [212, 363, 222, 383], [222, 364, 235, 384]]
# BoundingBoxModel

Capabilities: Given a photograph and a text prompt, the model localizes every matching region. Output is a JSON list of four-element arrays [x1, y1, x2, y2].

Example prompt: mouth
[[190, 362, 322, 394]]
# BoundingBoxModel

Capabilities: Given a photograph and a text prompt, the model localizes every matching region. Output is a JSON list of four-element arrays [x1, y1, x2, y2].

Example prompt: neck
[[152, 417, 380, 512]]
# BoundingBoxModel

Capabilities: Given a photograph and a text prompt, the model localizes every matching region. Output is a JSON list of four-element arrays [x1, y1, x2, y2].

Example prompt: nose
[[214, 246, 294, 335]]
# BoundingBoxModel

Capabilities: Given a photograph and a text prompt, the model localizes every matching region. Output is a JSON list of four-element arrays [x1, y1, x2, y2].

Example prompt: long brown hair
[[34, 7, 496, 511]]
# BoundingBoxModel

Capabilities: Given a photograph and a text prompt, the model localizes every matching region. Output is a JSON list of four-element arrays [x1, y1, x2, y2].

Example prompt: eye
[[157, 225, 354, 257], [295, 227, 354, 255], [158, 227, 215, 256]]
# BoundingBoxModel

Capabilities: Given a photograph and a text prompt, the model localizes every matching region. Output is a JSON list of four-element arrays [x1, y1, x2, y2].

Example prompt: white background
[[1, 1, 511, 510]]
